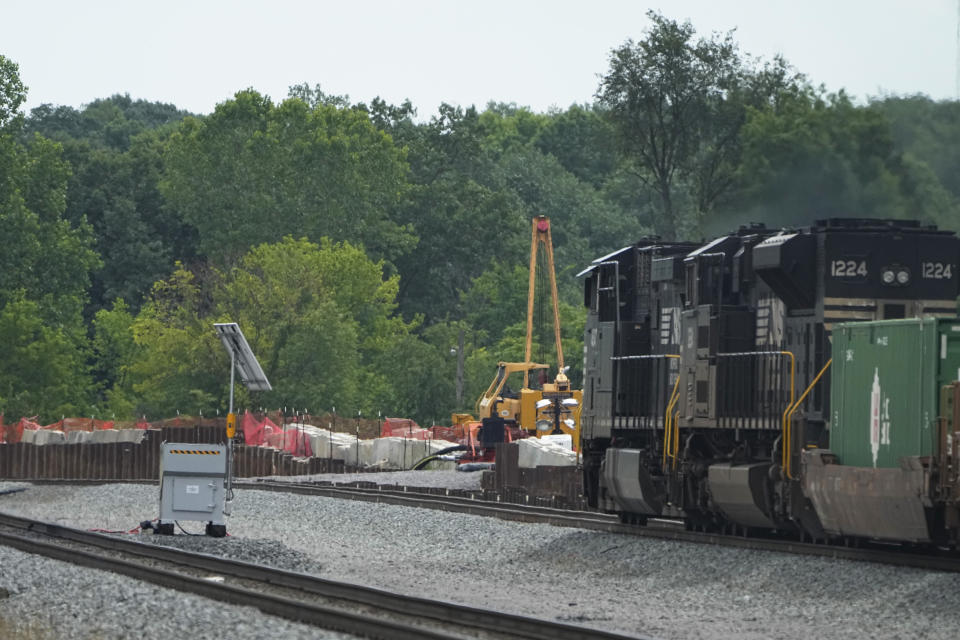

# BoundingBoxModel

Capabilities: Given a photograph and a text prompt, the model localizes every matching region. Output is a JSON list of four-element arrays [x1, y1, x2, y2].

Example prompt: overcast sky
[[5, 1, 958, 117]]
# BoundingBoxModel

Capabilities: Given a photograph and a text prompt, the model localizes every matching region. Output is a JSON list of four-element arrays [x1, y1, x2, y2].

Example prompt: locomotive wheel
[[618, 511, 647, 526]]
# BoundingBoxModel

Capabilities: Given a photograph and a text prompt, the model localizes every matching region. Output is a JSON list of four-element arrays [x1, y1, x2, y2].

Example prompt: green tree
[[491, 147, 636, 276], [871, 96, 960, 228], [0, 295, 92, 420], [216, 236, 409, 414], [534, 104, 618, 189], [727, 90, 960, 231], [477, 103, 549, 154], [25, 94, 190, 150], [56, 130, 194, 311], [92, 299, 138, 417], [127, 265, 220, 418], [0, 55, 26, 132], [161, 90, 415, 264], [124, 237, 436, 420], [24, 95, 195, 313], [386, 103, 528, 322], [597, 11, 801, 238], [0, 56, 100, 420]]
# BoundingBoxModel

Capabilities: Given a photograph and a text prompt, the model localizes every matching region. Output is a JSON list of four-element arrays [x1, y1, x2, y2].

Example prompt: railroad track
[[0, 511, 646, 640], [237, 479, 960, 572], [8, 477, 960, 572]]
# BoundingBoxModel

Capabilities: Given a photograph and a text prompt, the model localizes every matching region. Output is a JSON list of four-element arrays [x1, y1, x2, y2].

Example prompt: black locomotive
[[579, 218, 960, 543]]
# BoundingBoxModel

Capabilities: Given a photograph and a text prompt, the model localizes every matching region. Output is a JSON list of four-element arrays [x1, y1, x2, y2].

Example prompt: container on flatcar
[[830, 317, 960, 467]]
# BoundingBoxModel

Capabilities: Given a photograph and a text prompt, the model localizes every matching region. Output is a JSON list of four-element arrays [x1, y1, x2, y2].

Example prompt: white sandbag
[[357, 439, 375, 466], [331, 443, 353, 462], [303, 429, 354, 458], [538, 434, 573, 449], [327, 438, 374, 466], [280, 426, 461, 469], [282, 423, 330, 439], [517, 437, 577, 468], [366, 437, 462, 470]]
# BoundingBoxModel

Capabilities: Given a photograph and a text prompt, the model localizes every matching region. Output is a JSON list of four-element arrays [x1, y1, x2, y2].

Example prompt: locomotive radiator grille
[[610, 354, 679, 429], [715, 351, 794, 431]]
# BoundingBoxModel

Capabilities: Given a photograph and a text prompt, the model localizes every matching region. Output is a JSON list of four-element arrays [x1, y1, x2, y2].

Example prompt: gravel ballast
[[2, 478, 960, 639], [0, 534, 354, 639]]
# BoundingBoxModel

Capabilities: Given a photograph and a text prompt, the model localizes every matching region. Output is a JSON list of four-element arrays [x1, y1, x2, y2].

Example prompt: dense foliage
[[3, 12, 960, 424]]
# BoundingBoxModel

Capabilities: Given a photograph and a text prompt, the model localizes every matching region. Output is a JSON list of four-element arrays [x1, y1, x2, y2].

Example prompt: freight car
[[579, 218, 960, 544]]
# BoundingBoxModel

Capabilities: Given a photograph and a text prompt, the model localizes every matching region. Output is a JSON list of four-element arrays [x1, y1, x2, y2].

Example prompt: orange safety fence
[[45, 418, 117, 432], [0, 410, 456, 449], [379, 418, 475, 445], [429, 426, 462, 442], [242, 411, 312, 457], [274, 424, 313, 457], [0, 414, 203, 444], [242, 411, 280, 447], [380, 417, 425, 438]]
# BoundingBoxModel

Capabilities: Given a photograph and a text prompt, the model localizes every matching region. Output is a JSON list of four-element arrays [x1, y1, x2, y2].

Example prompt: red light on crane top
[[536, 217, 550, 232]]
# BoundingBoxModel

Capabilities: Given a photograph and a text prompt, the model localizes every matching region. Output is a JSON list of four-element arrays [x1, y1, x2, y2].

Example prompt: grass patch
[[0, 614, 52, 640]]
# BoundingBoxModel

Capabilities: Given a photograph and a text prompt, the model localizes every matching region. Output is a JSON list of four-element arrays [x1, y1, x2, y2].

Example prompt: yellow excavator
[[455, 216, 583, 449]]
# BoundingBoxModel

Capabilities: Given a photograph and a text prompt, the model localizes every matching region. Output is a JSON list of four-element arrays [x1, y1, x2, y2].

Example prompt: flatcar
[[579, 218, 960, 544]]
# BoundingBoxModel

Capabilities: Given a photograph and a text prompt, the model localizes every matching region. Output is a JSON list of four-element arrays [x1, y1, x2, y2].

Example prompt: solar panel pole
[[225, 346, 235, 512], [213, 322, 271, 520], [229, 347, 235, 417]]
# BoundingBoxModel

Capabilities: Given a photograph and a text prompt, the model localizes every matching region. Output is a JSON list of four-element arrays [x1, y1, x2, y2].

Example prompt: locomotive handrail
[[672, 409, 680, 469], [781, 358, 833, 479], [608, 353, 682, 468], [715, 350, 795, 409], [663, 366, 682, 471], [597, 260, 621, 371]]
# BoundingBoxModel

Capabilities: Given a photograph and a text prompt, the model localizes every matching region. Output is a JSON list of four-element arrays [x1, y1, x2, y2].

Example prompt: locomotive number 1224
[[830, 259, 867, 278]]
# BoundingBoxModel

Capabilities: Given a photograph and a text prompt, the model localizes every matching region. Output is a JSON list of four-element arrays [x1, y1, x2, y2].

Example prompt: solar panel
[[213, 323, 272, 391]]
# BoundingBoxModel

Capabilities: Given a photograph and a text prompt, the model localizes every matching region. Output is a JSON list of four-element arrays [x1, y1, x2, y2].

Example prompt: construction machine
[[456, 216, 583, 459]]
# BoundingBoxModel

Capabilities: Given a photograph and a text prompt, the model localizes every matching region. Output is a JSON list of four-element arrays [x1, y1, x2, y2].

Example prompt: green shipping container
[[830, 317, 960, 468]]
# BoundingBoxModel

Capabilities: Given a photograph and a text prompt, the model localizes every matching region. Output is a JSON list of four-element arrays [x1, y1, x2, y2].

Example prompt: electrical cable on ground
[[175, 520, 205, 536], [89, 520, 151, 535]]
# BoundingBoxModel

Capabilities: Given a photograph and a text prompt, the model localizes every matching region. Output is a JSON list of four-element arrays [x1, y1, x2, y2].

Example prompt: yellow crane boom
[[455, 215, 582, 449], [525, 216, 565, 388]]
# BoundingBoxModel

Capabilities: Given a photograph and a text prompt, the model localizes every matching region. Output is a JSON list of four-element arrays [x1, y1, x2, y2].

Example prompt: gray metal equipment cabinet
[[157, 442, 227, 536]]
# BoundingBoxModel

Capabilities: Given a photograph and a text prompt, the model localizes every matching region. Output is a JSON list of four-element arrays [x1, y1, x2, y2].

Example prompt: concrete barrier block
[[89, 429, 120, 443], [66, 430, 91, 444], [116, 429, 145, 444], [33, 430, 66, 446]]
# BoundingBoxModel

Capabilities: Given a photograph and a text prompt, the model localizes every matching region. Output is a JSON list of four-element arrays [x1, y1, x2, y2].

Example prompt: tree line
[[3, 12, 960, 424]]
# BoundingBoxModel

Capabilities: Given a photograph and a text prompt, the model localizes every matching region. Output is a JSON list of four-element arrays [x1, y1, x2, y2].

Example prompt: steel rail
[[0, 525, 442, 640], [0, 512, 647, 640], [236, 480, 960, 573], [238, 479, 619, 521], [8, 479, 960, 572]]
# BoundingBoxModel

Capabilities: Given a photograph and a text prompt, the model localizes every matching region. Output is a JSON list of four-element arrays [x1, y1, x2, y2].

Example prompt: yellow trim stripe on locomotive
[[168, 449, 221, 455]]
